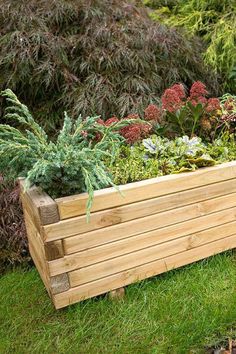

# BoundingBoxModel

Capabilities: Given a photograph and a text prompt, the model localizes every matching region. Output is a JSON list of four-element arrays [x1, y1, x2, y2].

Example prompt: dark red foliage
[[144, 104, 162, 122], [105, 117, 119, 126], [0, 177, 29, 273]]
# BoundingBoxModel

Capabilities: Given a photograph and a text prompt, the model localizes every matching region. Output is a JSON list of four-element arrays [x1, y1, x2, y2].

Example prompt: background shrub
[[0, 0, 219, 132], [144, 0, 236, 92], [0, 177, 28, 273]]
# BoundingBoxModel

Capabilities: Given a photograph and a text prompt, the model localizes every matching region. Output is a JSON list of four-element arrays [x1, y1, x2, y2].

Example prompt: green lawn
[[1, 252, 236, 354]]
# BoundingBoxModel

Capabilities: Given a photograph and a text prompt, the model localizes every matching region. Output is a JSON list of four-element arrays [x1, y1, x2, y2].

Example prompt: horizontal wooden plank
[[19, 178, 59, 226], [44, 178, 236, 239], [61, 193, 236, 251], [55, 161, 236, 219], [49, 206, 236, 277], [68, 220, 236, 287], [53, 234, 236, 308], [57, 220, 236, 271]]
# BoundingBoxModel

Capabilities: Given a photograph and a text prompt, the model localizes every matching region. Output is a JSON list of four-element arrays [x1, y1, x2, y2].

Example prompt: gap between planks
[[44, 178, 236, 241], [55, 161, 236, 219], [53, 234, 236, 308], [60, 194, 236, 254], [48, 210, 236, 278]]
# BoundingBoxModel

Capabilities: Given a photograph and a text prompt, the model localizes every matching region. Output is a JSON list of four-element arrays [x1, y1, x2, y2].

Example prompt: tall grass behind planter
[[0, 178, 29, 273], [0, 0, 219, 132]]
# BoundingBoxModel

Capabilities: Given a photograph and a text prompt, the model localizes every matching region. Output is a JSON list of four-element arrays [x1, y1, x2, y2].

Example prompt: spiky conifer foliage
[[0, 0, 219, 131], [0, 89, 131, 217], [145, 0, 236, 92]]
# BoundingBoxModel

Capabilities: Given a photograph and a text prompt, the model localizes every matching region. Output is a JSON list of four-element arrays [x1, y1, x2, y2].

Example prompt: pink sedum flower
[[161, 88, 184, 112], [170, 83, 186, 99], [190, 81, 208, 99], [144, 104, 162, 123]]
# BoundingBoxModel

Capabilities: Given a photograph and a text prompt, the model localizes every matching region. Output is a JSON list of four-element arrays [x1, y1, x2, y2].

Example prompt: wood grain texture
[[19, 179, 59, 225], [45, 241, 64, 261], [68, 221, 236, 287], [58, 219, 236, 271], [44, 179, 236, 240], [61, 193, 236, 252], [55, 161, 236, 219], [48, 207, 236, 277], [53, 234, 236, 309], [23, 208, 51, 294]]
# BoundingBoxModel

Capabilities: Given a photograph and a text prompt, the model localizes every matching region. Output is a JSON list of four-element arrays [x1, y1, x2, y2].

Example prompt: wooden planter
[[20, 161, 236, 309]]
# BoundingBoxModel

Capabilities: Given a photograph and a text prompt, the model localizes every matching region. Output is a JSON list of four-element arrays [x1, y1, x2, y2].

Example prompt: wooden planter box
[[20, 161, 236, 309]]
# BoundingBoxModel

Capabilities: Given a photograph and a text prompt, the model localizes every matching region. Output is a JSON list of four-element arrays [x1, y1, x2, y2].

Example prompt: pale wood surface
[[68, 223, 236, 287], [55, 161, 236, 219], [53, 234, 236, 309], [56, 219, 236, 272], [19, 164, 236, 309], [23, 207, 51, 294], [44, 179, 236, 239], [61, 194, 236, 252], [48, 208, 236, 277]]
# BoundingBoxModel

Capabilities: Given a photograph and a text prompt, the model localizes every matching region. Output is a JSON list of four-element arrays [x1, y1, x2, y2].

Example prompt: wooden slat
[[45, 241, 64, 261], [44, 179, 236, 238], [68, 220, 236, 287], [29, 243, 51, 295], [24, 210, 47, 264], [53, 234, 236, 309], [55, 161, 236, 219], [19, 179, 59, 225], [57, 220, 236, 270], [61, 193, 236, 251], [49, 207, 236, 277], [24, 209, 70, 295], [23, 209, 51, 294]]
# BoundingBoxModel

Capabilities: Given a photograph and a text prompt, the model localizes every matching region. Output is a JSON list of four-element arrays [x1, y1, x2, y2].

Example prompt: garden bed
[[20, 161, 236, 309]]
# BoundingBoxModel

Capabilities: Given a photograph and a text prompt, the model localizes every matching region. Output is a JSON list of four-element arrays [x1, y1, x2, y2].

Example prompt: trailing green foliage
[[0, 0, 219, 131], [108, 133, 236, 185], [145, 0, 236, 92], [0, 89, 131, 217]]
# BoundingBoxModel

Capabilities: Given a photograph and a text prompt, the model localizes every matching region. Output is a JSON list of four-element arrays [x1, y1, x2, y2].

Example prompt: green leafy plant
[[0, 0, 219, 132], [160, 82, 222, 140], [0, 89, 131, 218], [145, 0, 236, 91], [108, 132, 236, 185]]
